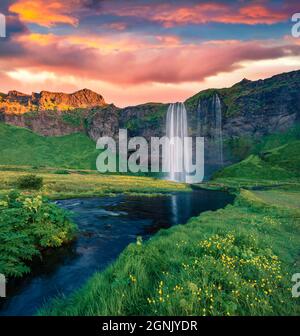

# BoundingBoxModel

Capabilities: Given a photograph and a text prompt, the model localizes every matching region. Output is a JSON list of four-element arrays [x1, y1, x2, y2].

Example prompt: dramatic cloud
[[2, 32, 300, 85], [99, 1, 292, 27], [9, 0, 80, 27], [8, 0, 295, 29], [0, 0, 299, 105]]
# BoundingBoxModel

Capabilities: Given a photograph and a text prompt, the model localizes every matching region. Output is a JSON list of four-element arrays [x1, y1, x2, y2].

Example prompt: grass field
[[1, 122, 299, 316], [0, 167, 190, 199], [216, 123, 300, 183], [215, 142, 300, 181], [251, 189, 300, 210], [0, 123, 100, 170], [40, 188, 300, 316]]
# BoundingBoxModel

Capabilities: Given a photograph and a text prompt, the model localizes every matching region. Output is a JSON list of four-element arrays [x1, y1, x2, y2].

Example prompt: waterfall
[[213, 94, 224, 166], [166, 102, 190, 183]]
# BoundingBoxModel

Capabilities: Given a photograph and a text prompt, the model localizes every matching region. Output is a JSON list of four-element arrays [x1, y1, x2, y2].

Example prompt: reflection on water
[[0, 190, 234, 316]]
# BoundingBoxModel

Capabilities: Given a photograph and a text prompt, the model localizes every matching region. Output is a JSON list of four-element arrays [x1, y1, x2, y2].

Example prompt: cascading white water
[[166, 102, 190, 182], [213, 94, 224, 166]]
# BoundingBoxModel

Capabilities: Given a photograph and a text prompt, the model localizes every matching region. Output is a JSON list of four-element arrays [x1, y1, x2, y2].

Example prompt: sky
[[0, 0, 299, 107]]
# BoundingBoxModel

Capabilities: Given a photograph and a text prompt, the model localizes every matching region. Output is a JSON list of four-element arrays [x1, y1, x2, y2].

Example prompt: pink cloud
[[2, 34, 300, 86], [100, 1, 291, 27]]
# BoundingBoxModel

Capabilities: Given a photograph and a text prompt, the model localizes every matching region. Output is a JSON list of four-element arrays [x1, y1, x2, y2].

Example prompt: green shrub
[[54, 170, 70, 175], [16, 174, 43, 190], [0, 191, 77, 277]]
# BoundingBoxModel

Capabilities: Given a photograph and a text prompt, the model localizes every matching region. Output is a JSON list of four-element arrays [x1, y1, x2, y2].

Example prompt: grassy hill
[[0, 123, 100, 170], [214, 125, 300, 181]]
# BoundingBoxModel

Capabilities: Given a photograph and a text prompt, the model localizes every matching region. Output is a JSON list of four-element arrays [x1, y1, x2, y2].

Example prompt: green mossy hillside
[[0, 123, 100, 170], [215, 140, 300, 180]]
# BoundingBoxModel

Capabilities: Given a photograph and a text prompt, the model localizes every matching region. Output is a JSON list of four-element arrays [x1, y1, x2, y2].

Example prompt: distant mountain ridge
[[0, 88, 106, 114], [0, 69, 300, 169]]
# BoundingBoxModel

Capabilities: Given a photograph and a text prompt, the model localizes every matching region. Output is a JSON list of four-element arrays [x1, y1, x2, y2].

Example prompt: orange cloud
[[219, 4, 288, 25], [9, 0, 79, 27], [17, 33, 59, 46], [102, 2, 289, 26]]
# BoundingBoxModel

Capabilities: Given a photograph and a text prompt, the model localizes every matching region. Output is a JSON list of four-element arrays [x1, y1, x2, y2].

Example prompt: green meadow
[[40, 189, 300, 316], [39, 126, 300, 316], [0, 123, 99, 170], [0, 122, 299, 316]]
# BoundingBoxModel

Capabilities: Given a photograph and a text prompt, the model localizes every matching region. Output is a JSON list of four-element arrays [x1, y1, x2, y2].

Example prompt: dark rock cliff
[[1, 70, 299, 168], [186, 70, 300, 138]]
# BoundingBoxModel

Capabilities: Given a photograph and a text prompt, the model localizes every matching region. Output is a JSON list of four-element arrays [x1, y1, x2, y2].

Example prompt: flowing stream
[[0, 190, 234, 316]]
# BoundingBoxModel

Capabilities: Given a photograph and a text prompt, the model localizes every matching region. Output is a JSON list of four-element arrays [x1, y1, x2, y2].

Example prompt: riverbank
[[0, 192, 77, 278], [40, 186, 300, 316], [0, 170, 189, 280], [1, 189, 234, 316]]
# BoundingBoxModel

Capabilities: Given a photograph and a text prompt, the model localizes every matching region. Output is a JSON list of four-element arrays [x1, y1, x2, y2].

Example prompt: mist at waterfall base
[[166, 95, 223, 183]]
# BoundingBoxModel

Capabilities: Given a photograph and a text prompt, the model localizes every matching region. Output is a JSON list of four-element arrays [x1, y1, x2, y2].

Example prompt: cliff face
[[184, 70, 300, 167], [87, 104, 120, 141], [86, 103, 167, 141], [3, 111, 86, 136], [0, 88, 106, 115], [0, 70, 299, 162], [186, 70, 300, 139], [37, 89, 106, 110], [0, 88, 107, 136]]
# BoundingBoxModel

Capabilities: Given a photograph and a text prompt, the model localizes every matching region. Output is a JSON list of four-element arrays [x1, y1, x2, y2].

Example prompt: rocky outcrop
[[119, 103, 167, 139], [37, 89, 106, 110], [87, 105, 120, 141], [0, 88, 106, 115], [186, 70, 300, 139], [86, 103, 167, 141], [0, 88, 107, 136], [3, 111, 85, 136], [0, 70, 299, 162], [184, 70, 300, 168]]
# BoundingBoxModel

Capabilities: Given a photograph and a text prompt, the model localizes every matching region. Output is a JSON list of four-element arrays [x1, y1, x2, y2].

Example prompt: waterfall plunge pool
[[0, 189, 234, 316]]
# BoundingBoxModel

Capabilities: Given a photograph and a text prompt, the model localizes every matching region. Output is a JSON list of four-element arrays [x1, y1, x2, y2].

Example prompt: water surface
[[0, 190, 234, 316]]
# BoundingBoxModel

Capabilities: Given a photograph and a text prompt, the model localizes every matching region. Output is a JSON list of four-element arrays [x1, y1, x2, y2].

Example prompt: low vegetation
[[40, 189, 300, 316], [16, 174, 43, 190], [0, 123, 100, 170], [0, 191, 76, 277], [215, 133, 300, 182], [0, 169, 190, 199], [0, 119, 299, 316]]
